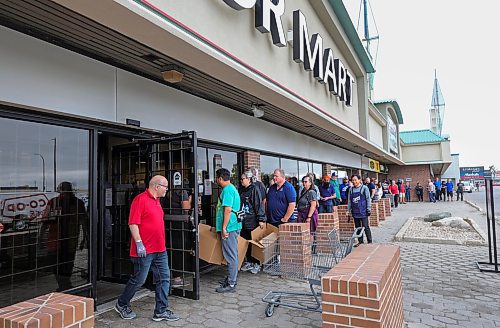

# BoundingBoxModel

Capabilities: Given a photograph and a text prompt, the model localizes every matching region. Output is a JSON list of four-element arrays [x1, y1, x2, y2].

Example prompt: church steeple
[[430, 69, 445, 136]]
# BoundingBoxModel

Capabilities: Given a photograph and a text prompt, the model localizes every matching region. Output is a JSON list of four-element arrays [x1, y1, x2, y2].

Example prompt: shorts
[[399, 192, 405, 197]]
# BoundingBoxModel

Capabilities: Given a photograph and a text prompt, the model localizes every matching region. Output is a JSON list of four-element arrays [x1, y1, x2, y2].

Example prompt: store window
[[260, 155, 279, 188], [0, 117, 90, 307], [197, 147, 240, 227], [281, 158, 299, 191]]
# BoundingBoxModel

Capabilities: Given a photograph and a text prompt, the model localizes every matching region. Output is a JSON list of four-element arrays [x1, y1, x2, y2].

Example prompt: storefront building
[[389, 129, 452, 200], [0, 0, 405, 307]]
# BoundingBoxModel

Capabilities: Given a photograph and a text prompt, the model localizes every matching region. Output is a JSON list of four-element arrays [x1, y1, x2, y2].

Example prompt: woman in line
[[296, 175, 319, 233], [239, 171, 266, 274], [373, 182, 383, 202], [405, 181, 411, 203]]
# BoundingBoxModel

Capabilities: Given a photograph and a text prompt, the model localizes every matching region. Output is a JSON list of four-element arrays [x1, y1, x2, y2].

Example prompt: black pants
[[354, 217, 372, 244], [417, 193, 423, 202], [393, 194, 399, 208], [456, 191, 463, 201]]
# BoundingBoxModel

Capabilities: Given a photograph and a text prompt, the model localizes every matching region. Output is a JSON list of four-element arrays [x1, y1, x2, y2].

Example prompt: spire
[[429, 69, 445, 136]]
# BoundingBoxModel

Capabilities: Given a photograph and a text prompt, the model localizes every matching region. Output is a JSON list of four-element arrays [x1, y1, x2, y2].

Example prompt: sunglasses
[[156, 183, 168, 189]]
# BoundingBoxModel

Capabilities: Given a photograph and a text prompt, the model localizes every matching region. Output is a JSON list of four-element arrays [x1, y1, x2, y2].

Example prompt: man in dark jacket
[[238, 171, 266, 274]]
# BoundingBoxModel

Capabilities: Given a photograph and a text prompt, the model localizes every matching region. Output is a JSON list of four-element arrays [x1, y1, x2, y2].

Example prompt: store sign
[[222, 0, 354, 106], [460, 166, 484, 180], [368, 158, 380, 173], [387, 116, 398, 154]]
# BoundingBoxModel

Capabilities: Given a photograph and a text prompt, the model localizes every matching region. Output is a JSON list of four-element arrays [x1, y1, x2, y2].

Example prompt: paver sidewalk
[[95, 200, 500, 327]]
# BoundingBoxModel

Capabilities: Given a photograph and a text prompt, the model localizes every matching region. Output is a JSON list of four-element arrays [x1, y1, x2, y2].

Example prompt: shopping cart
[[261, 227, 364, 317]]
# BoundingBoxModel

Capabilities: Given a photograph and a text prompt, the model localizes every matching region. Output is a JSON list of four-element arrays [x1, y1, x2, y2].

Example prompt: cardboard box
[[249, 224, 279, 264], [198, 224, 248, 270]]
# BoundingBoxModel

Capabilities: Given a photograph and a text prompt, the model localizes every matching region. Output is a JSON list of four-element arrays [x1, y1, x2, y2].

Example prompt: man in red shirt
[[389, 180, 399, 208], [115, 175, 180, 322]]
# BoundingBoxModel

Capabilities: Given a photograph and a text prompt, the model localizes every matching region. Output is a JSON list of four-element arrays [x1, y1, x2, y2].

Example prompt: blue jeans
[[222, 230, 240, 286], [428, 192, 436, 203], [118, 251, 170, 314], [318, 204, 333, 213]]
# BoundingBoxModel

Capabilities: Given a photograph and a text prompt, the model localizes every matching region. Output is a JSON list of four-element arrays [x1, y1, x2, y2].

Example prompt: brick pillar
[[322, 164, 332, 177], [368, 201, 380, 227], [316, 212, 340, 253], [321, 245, 404, 328], [380, 197, 392, 217], [279, 223, 312, 277], [0, 292, 94, 328], [374, 200, 386, 221], [337, 205, 355, 240], [243, 150, 260, 172]]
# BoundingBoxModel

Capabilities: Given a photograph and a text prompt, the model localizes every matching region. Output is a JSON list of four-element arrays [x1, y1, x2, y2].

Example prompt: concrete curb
[[465, 200, 483, 212], [467, 218, 489, 243], [394, 217, 414, 242]]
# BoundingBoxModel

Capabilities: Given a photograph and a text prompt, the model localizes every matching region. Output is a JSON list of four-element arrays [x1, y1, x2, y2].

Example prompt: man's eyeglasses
[[156, 183, 168, 189]]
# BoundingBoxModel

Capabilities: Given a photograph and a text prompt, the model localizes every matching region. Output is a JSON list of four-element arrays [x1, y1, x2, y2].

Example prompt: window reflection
[[260, 155, 279, 188], [197, 147, 240, 227], [0, 117, 89, 307]]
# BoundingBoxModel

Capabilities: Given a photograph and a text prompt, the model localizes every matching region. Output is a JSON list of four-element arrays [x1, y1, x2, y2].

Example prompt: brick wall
[[279, 223, 312, 278], [337, 205, 356, 240], [243, 150, 260, 172], [316, 213, 340, 253], [321, 244, 404, 328], [0, 292, 94, 328], [388, 164, 431, 201], [374, 200, 386, 220]]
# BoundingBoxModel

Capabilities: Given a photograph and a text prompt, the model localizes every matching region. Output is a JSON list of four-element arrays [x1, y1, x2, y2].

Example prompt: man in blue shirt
[[339, 177, 350, 204], [266, 168, 296, 226], [318, 175, 335, 213], [446, 179, 454, 202], [434, 178, 442, 201], [215, 168, 241, 293]]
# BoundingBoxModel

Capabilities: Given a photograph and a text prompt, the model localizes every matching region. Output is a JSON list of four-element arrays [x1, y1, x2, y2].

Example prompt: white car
[[462, 182, 474, 193]]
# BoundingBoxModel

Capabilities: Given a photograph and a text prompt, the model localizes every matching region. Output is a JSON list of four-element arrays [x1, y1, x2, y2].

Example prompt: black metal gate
[[477, 179, 498, 273], [104, 131, 199, 299]]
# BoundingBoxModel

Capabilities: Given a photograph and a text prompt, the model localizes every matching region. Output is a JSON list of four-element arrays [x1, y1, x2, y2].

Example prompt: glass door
[[102, 132, 199, 300]]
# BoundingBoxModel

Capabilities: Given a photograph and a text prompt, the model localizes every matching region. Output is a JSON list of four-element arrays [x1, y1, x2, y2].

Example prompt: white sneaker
[[250, 263, 260, 274], [240, 262, 253, 272]]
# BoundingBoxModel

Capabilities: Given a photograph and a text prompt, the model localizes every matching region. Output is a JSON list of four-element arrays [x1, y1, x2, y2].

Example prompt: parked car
[[462, 181, 474, 193]]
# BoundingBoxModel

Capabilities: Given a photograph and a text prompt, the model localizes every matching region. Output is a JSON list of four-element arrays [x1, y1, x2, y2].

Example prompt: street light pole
[[34, 153, 46, 192]]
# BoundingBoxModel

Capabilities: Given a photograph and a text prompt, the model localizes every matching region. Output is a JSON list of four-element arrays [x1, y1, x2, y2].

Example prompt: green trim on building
[[374, 99, 404, 124], [328, 0, 375, 74], [400, 129, 445, 144]]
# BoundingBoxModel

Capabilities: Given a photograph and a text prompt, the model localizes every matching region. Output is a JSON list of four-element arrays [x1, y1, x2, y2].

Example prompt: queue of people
[[115, 166, 480, 323]]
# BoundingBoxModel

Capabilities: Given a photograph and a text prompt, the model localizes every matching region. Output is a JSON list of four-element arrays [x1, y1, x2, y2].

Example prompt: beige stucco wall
[[368, 114, 384, 147], [116, 0, 363, 131], [402, 143, 443, 163]]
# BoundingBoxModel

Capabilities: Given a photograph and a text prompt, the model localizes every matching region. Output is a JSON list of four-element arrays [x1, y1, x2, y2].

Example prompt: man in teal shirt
[[215, 168, 241, 293], [329, 173, 341, 207]]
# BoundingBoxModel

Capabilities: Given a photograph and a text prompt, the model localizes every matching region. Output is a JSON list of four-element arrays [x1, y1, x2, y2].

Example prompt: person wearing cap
[[318, 175, 336, 213], [339, 177, 350, 204], [328, 173, 341, 207]]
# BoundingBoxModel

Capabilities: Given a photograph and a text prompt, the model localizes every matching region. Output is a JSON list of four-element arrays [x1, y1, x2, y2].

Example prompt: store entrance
[[96, 131, 199, 303]]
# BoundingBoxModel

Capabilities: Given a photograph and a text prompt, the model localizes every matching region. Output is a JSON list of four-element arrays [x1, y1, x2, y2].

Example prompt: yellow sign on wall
[[369, 158, 380, 173]]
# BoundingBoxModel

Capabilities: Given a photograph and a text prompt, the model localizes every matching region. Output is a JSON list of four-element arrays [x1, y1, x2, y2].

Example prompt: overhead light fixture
[[161, 65, 184, 83], [251, 104, 264, 118]]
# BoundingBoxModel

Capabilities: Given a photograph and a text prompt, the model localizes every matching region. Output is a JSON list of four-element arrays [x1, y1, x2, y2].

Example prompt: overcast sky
[[344, 0, 498, 169]]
